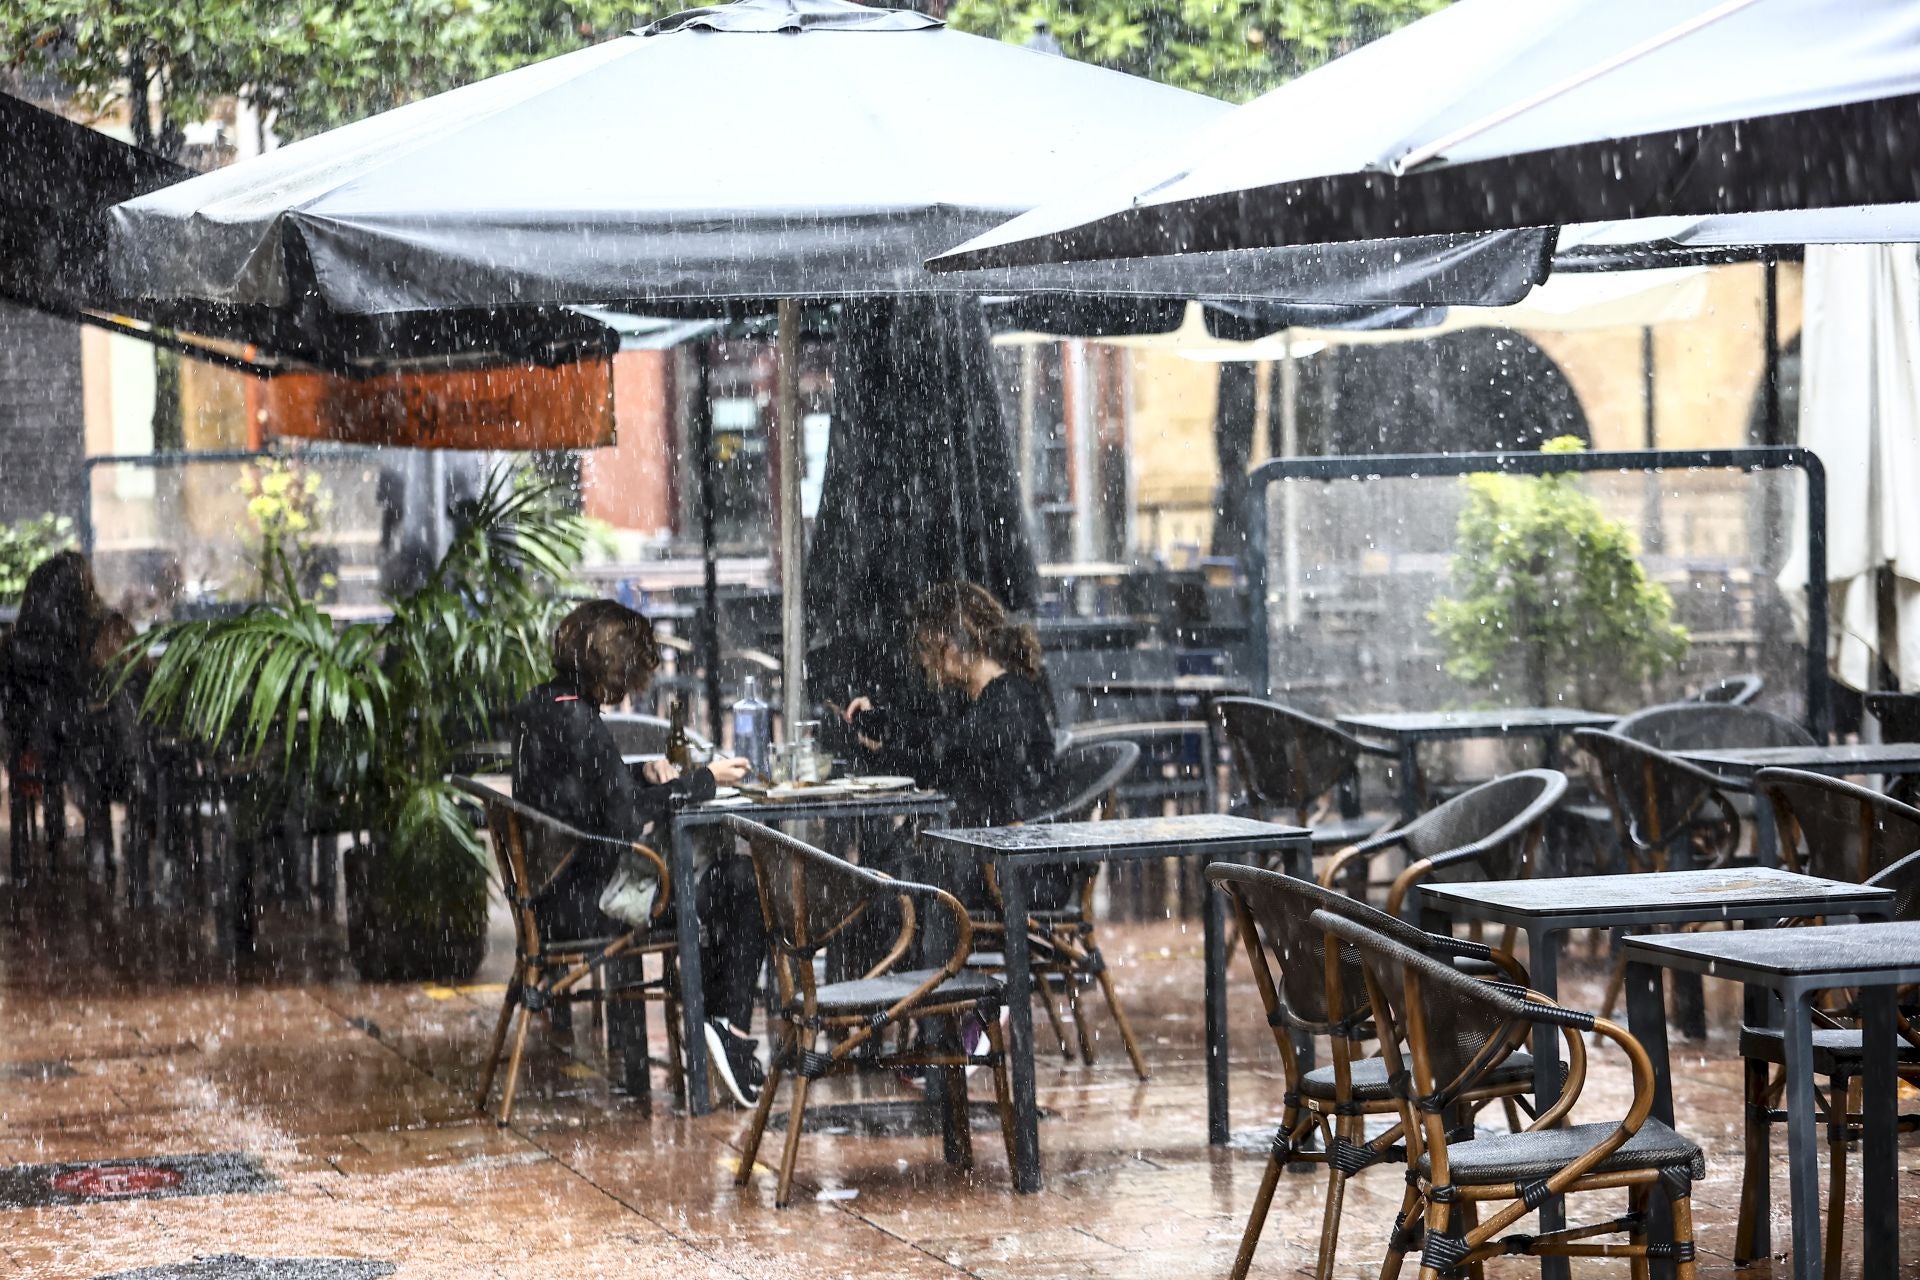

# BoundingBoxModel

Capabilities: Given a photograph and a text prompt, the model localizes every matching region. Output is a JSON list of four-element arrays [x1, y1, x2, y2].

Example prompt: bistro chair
[[973, 740, 1150, 1078], [1318, 908, 1705, 1280], [1615, 700, 1815, 753], [451, 777, 683, 1126], [728, 815, 1017, 1207], [1689, 673, 1763, 705], [1319, 769, 1568, 923], [1575, 727, 1756, 1022], [1214, 696, 1396, 854], [1206, 865, 1558, 1280], [1865, 691, 1920, 803]]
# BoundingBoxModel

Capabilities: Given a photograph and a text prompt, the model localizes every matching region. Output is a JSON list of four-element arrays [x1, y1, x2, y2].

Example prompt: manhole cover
[[95, 1258, 396, 1280], [769, 1100, 1051, 1138], [0, 1154, 274, 1208]]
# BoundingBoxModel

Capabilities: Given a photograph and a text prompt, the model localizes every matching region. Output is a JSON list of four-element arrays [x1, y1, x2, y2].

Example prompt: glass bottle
[[731, 676, 771, 779]]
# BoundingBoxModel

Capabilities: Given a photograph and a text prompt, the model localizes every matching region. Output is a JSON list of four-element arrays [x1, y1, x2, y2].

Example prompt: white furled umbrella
[[1780, 244, 1920, 691]]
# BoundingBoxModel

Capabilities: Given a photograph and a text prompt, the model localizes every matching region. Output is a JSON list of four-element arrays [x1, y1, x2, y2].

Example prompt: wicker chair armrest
[[1319, 831, 1407, 889]]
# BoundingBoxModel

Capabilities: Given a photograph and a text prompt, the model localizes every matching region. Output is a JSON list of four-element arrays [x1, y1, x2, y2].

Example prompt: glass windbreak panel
[[88, 448, 389, 624], [1262, 462, 1809, 726]]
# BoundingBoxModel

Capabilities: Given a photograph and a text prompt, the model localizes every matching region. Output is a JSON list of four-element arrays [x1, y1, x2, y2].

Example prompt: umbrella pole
[[693, 340, 724, 745], [777, 298, 805, 736]]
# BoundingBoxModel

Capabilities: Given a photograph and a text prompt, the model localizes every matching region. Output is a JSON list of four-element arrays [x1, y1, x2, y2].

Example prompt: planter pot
[[344, 832, 489, 983]]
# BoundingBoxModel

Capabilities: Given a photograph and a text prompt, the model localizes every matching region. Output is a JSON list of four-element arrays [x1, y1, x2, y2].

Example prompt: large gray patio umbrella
[[108, 0, 1553, 729], [929, 0, 1920, 273]]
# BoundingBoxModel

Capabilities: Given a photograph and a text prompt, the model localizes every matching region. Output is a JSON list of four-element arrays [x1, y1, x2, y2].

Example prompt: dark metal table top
[[676, 790, 951, 827], [927, 814, 1306, 860], [1623, 920, 1920, 988], [1675, 742, 1920, 776], [1420, 867, 1892, 929], [1336, 707, 1614, 740]]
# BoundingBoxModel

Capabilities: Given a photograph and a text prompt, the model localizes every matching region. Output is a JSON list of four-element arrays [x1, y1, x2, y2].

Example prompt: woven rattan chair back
[[1214, 697, 1369, 824], [1399, 769, 1566, 884], [1575, 728, 1736, 866], [1691, 674, 1763, 705], [1615, 701, 1814, 751], [1757, 767, 1920, 885]]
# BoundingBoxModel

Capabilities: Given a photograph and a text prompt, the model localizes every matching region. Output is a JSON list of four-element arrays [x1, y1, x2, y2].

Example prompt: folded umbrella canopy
[[108, 0, 1549, 316], [929, 0, 1920, 273]]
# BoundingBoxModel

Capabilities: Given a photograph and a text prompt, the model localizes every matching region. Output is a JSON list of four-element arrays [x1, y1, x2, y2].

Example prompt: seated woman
[[511, 599, 765, 1105], [0, 551, 141, 836], [839, 580, 1058, 907]]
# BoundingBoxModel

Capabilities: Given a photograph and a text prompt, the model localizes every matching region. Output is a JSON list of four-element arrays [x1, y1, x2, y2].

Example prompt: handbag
[[596, 849, 659, 927]]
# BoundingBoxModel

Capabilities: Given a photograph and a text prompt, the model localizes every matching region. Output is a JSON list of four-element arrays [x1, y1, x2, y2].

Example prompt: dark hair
[[552, 599, 660, 705], [909, 581, 1043, 682], [14, 550, 102, 650]]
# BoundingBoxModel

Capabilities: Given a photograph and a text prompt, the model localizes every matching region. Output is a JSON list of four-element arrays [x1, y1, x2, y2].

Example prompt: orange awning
[[266, 357, 615, 450]]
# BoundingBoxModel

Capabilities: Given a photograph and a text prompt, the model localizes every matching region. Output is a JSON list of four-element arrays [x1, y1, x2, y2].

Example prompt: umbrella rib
[[1391, 0, 1763, 177]]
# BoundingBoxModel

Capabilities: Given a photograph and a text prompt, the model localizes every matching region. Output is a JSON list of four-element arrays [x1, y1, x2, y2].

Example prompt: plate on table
[[711, 786, 740, 800], [850, 776, 915, 791], [759, 781, 858, 802]]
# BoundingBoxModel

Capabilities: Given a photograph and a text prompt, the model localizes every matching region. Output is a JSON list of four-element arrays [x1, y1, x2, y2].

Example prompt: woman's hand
[[840, 695, 873, 724], [706, 755, 751, 785], [641, 758, 681, 785]]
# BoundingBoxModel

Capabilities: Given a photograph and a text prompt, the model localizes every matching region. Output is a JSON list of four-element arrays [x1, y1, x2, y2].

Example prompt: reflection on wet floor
[[3, 867, 1917, 1279]]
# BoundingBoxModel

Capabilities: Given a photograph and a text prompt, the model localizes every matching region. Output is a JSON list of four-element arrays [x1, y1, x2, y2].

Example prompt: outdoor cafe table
[[1623, 921, 1920, 1280], [1417, 868, 1893, 1280], [1335, 707, 1615, 819], [924, 814, 1312, 1194], [626, 788, 954, 1116]]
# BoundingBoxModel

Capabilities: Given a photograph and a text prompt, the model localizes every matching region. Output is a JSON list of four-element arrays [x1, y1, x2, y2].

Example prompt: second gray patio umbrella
[[108, 0, 1552, 729], [930, 0, 1920, 273]]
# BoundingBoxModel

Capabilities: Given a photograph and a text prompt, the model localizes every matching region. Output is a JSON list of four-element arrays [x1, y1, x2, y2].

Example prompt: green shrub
[[1428, 437, 1689, 709]]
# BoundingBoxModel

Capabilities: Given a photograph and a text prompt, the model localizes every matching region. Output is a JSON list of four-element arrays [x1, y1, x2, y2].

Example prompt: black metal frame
[[1243, 446, 1829, 736]]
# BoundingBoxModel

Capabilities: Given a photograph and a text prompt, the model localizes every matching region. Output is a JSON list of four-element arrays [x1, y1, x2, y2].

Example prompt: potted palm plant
[[138, 465, 587, 980]]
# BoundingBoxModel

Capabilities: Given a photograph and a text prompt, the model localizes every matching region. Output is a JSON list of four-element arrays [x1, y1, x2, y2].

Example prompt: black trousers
[[697, 853, 767, 1031]]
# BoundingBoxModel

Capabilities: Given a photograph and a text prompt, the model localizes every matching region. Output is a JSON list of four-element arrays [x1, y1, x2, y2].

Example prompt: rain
[[1, 2, 1918, 1278]]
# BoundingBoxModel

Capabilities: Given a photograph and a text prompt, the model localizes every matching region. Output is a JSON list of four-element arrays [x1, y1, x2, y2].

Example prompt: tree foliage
[[946, 0, 1449, 101], [0, 1, 674, 147], [1428, 437, 1690, 710]]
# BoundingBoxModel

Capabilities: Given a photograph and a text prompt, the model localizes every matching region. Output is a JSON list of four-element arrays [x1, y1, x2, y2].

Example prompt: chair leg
[[1734, 1055, 1771, 1265], [475, 980, 521, 1112], [1033, 969, 1073, 1059], [982, 1013, 1020, 1181], [1669, 1185, 1699, 1280], [1088, 942, 1150, 1081], [1232, 1131, 1292, 1280], [774, 1031, 817, 1208], [664, 957, 687, 1109], [1065, 965, 1096, 1065], [1381, 1182, 1424, 1280], [1824, 1074, 1856, 1280], [944, 1014, 974, 1173], [736, 1024, 786, 1188], [1627, 1182, 1651, 1280], [1599, 941, 1629, 1024], [1314, 1115, 1357, 1280], [496, 990, 537, 1127]]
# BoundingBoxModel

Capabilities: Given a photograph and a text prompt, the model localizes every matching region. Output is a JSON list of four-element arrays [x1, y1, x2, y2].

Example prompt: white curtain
[[1780, 244, 1920, 692]]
